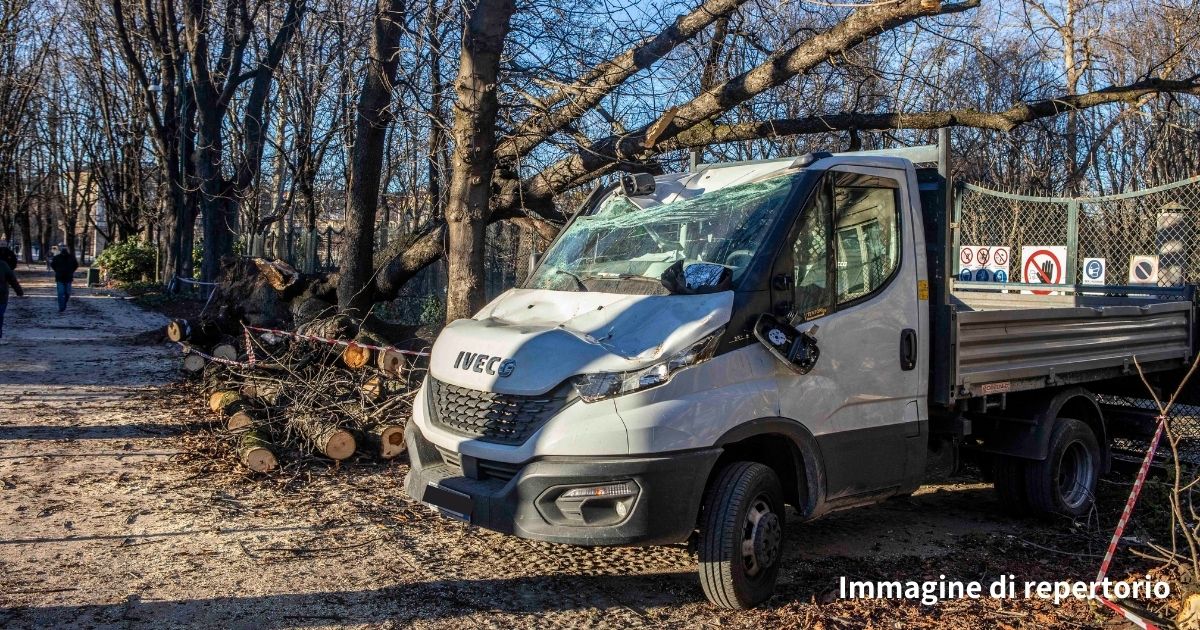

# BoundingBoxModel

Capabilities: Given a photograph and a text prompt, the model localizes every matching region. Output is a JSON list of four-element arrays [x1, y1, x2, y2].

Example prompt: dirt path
[[0, 268, 1122, 628]]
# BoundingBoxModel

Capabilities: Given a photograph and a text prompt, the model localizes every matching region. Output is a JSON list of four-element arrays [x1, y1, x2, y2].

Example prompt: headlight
[[571, 330, 722, 402]]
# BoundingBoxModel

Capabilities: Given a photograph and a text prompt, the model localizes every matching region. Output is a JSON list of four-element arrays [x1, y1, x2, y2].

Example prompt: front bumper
[[403, 423, 721, 546]]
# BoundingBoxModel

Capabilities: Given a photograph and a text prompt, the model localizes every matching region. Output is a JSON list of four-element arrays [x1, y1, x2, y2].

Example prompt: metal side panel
[[953, 302, 1194, 398]]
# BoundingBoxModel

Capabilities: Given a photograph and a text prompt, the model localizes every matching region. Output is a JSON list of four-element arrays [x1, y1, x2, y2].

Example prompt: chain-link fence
[[956, 176, 1200, 285]]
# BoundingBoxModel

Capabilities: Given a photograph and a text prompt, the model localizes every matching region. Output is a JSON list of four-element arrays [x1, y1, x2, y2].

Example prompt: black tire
[[698, 462, 786, 609], [1024, 418, 1101, 518], [993, 454, 1031, 514]]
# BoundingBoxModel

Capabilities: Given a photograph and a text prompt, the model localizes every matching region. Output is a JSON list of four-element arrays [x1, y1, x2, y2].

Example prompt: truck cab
[[405, 146, 943, 606]]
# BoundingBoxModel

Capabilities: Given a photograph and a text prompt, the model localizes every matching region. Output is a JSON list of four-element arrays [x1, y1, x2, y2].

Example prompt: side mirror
[[660, 261, 732, 294], [753, 313, 820, 374], [619, 172, 656, 197]]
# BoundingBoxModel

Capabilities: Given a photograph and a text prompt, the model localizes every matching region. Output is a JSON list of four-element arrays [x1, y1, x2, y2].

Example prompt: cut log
[[226, 410, 255, 431], [239, 429, 278, 473], [209, 391, 242, 414], [165, 318, 222, 346], [361, 375, 384, 400], [376, 348, 406, 377], [292, 415, 356, 460], [182, 353, 207, 374], [362, 423, 406, 459], [212, 343, 239, 362], [166, 319, 188, 342], [341, 343, 373, 370]]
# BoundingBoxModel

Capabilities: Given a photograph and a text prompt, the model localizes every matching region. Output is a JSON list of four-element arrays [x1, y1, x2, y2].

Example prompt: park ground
[[0, 268, 1157, 628]]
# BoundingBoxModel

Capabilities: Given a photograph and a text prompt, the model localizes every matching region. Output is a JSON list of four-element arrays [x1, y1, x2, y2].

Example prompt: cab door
[[775, 167, 922, 501]]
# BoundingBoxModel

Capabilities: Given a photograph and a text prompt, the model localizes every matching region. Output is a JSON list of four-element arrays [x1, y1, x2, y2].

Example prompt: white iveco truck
[[405, 130, 1197, 608]]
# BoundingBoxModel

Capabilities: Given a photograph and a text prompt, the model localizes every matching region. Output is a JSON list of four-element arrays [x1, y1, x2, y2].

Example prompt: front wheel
[[698, 462, 786, 609]]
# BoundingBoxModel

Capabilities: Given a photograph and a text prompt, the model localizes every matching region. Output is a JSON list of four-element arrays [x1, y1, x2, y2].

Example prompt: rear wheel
[[698, 462, 786, 609], [1025, 418, 1101, 518]]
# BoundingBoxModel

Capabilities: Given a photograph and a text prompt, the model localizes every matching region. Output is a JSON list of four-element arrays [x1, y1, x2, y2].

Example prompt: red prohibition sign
[[993, 248, 1009, 265], [977, 248, 990, 265], [960, 248, 973, 265], [1024, 249, 1063, 295]]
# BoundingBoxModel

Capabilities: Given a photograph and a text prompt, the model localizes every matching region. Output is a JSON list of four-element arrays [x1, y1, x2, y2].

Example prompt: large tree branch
[[508, 0, 980, 215], [495, 0, 751, 162], [658, 78, 1200, 150]]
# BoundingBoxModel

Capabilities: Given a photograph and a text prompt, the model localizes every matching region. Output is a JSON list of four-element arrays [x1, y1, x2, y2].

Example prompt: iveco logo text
[[454, 351, 516, 377]]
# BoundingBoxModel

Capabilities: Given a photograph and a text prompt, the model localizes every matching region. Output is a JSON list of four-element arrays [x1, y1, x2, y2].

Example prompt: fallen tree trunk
[[239, 429, 279, 473], [291, 414, 356, 460]]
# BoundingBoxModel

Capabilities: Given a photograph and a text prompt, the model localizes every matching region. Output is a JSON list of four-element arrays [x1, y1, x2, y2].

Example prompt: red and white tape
[[242, 325, 430, 357], [242, 327, 257, 367], [1091, 417, 1166, 630], [1097, 595, 1160, 630]]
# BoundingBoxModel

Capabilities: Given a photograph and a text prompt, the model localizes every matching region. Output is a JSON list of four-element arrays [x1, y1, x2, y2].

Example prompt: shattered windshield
[[526, 173, 799, 294]]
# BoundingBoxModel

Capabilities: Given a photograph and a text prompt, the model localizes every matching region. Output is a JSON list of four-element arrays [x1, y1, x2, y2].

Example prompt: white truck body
[[404, 136, 1195, 608]]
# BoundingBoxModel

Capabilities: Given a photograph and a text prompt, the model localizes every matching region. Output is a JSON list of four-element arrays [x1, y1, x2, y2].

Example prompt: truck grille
[[427, 377, 572, 445]]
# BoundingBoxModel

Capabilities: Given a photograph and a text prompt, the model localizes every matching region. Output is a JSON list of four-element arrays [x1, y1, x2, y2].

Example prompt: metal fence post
[[951, 183, 963, 278], [1066, 198, 1079, 284]]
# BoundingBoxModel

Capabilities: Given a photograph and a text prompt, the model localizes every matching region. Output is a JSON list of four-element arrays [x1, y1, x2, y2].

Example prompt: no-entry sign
[[1128, 255, 1159, 284], [1020, 246, 1067, 295]]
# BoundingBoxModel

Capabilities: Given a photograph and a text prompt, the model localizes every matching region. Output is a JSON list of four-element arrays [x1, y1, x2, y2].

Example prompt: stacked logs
[[173, 316, 427, 474]]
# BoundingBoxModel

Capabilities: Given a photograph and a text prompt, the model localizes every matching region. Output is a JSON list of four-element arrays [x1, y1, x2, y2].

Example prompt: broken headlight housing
[[571, 330, 723, 402]]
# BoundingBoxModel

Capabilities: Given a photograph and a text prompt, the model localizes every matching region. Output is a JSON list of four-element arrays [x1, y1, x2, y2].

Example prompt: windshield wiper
[[555, 269, 589, 291], [586, 272, 661, 283]]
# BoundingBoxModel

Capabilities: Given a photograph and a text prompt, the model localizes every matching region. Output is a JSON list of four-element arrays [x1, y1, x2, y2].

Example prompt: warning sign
[[1128, 256, 1159, 284], [1020, 246, 1067, 295], [958, 246, 1012, 284], [1082, 258, 1106, 286]]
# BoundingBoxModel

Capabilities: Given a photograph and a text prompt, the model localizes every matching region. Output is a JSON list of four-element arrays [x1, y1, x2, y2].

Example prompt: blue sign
[[974, 268, 992, 282], [1085, 260, 1103, 280], [959, 268, 974, 282], [993, 269, 1008, 283]]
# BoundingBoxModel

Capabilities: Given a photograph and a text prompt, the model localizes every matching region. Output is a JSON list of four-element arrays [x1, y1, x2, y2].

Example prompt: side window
[[832, 173, 901, 305], [792, 179, 832, 320]]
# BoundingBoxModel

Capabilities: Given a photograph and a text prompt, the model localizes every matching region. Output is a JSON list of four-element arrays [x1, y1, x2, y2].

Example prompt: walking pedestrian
[[50, 244, 79, 314], [0, 240, 16, 271], [0, 258, 23, 343]]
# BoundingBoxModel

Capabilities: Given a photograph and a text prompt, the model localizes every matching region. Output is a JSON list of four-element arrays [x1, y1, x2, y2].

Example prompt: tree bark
[[239, 429, 278, 473], [443, 0, 516, 322], [338, 0, 408, 316]]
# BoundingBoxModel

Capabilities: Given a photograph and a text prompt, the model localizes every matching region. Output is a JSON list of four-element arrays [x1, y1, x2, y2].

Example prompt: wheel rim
[[1057, 441, 1094, 510], [741, 495, 782, 578]]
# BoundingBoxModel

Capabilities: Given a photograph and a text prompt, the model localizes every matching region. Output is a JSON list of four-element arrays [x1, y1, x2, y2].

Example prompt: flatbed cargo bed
[[936, 282, 1195, 403]]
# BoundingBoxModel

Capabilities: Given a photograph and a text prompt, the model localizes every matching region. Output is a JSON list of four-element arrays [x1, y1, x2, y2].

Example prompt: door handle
[[900, 328, 917, 371]]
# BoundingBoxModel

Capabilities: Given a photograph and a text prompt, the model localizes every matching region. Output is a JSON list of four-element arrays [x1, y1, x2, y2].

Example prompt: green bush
[[419, 294, 445, 327], [97, 240, 157, 282]]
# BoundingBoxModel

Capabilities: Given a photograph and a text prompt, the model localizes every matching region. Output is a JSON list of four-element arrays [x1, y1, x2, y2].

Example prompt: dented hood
[[429, 288, 733, 395]]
